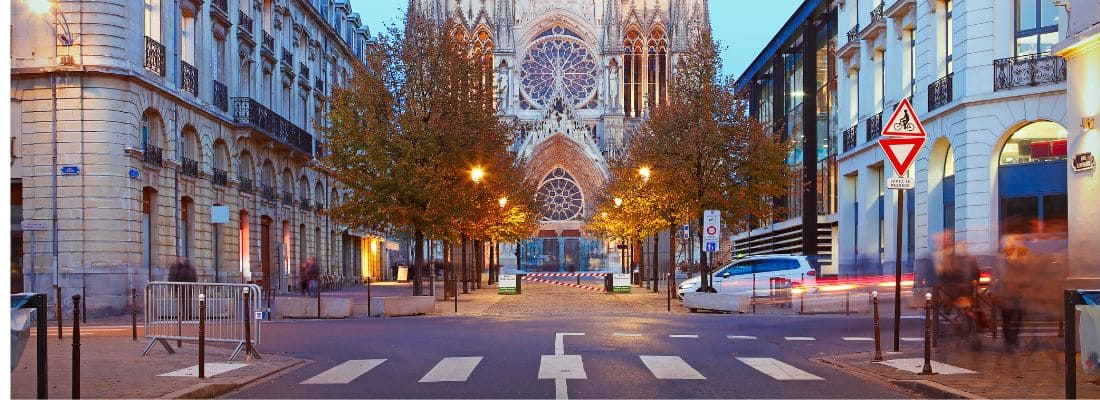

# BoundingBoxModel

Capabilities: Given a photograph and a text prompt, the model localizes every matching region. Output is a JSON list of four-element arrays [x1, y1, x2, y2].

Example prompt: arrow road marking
[[639, 356, 706, 379], [419, 357, 483, 382], [300, 359, 386, 384]]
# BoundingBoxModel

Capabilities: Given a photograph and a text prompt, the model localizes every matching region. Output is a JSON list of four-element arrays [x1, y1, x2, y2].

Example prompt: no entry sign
[[703, 210, 720, 251]]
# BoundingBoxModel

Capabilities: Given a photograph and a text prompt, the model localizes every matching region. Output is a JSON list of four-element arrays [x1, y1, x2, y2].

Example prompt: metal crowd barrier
[[142, 282, 262, 360]]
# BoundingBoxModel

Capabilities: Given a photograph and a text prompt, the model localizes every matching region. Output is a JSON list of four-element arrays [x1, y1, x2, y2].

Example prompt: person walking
[[299, 260, 309, 296], [168, 258, 197, 319], [305, 257, 320, 297]]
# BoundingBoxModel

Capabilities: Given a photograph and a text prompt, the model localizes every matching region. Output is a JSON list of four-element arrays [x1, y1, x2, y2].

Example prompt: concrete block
[[682, 292, 749, 313], [364, 296, 434, 317], [274, 297, 351, 319]]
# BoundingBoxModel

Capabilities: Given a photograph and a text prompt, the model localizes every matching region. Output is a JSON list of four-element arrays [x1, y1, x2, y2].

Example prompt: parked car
[[676, 254, 819, 299]]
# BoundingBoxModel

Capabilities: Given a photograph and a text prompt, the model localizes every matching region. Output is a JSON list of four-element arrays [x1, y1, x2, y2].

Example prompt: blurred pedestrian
[[992, 234, 1029, 352], [305, 257, 320, 297], [299, 260, 309, 296], [168, 258, 196, 282]]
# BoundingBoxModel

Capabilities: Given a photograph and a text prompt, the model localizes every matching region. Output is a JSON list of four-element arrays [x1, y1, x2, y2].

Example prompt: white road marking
[[419, 357, 483, 382], [613, 333, 643, 337], [669, 334, 698, 338], [736, 357, 824, 381], [300, 359, 386, 384], [555, 332, 585, 355], [539, 355, 587, 379], [727, 335, 757, 340], [900, 337, 923, 342], [159, 363, 247, 377], [784, 336, 816, 341], [555, 379, 569, 400], [881, 358, 976, 374], [639, 356, 706, 379], [842, 337, 874, 341]]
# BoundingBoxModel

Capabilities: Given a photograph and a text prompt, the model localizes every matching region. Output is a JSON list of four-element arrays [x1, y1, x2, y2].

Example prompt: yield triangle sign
[[879, 137, 926, 176], [882, 97, 926, 137]]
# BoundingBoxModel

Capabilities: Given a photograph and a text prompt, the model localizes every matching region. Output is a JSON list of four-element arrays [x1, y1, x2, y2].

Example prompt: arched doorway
[[997, 121, 1068, 254]]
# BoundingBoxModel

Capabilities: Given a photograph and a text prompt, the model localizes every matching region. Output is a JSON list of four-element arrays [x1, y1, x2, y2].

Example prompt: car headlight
[[679, 282, 695, 289]]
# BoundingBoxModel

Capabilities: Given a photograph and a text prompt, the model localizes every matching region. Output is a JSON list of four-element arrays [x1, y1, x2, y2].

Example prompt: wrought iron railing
[[866, 111, 883, 142], [213, 81, 229, 112], [299, 197, 311, 210], [261, 184, 276, 201], [232, 97, 314, 157], [315, 78, 324, 92], [237, 11, 253, 37], [928, 73, 954, 111], [870, 2, 885, 24], [144, 36, 166, 76], [143, 143, 164, 166], [262, 31, 274, 52], [212, 0, 227, 14], [239, 177, 254, 193], [212, 168, 229, 186], [299, 63, 310, 81], [314, 203, 324, 213], [993, 53, 1067, 92], [847, 24, 860, 42], [281, 48, 294, 67], [181, 157, 200, 177], [181, 61, 198, 96], [282, 191, 295, 205], [842, 125, 858, 153]]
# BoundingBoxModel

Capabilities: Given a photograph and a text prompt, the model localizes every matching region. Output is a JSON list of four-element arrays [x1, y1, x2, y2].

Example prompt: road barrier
[[520, 272, 610, 292], [142, 282, 261, 360]]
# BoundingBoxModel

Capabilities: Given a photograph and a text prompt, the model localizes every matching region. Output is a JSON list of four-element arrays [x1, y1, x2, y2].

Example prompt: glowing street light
[[498, 196, 507, 208], [26, 0, 53, 14], [26, 0, 74, 46], [613, 197, 623, 207], [638, 166, 651, 182], [470, 167, 485, 184]]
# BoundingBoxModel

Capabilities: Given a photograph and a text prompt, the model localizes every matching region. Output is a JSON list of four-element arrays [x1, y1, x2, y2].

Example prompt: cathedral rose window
[[520, 27, 597, 109], [536, 167, 584, 221]]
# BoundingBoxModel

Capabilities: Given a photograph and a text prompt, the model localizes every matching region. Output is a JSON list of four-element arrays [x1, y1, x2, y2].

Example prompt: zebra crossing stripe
[[736, 357, 824, 381], [842, 337, 874, 341], [419, 357, 483, 382], [727, 335, 757, 340], [613, 333, 643, 337], [159, 363, 246, 377], [784, 336, 816, 341], [301, 359, 386, 384], [639, 356, 706, 380], [669, 334, 699, 338]]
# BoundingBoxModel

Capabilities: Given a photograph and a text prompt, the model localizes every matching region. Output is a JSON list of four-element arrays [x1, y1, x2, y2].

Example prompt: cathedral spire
[[602, 0, 622, 51], [494, 0, 515, 52]]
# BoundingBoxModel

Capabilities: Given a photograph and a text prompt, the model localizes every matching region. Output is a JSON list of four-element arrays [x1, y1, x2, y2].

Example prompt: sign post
[[702, 210, 720, 292], [878, 98, 927, 352]]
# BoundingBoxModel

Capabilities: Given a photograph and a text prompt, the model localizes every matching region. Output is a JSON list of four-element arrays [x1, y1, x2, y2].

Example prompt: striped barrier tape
[[521, 276, 607, 292], [523, 272, 608, 277]]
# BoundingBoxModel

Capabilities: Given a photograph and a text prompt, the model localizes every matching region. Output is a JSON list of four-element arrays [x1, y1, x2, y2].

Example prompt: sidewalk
[[822, 338, 1100, 399], [10, 333, 305, 399]]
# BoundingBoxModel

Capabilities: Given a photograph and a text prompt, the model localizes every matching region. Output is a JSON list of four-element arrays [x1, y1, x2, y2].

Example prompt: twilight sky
[[348, 0, 802, 78]]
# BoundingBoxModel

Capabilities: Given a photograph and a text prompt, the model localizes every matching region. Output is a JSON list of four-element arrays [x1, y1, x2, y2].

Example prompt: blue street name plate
[[59, 165, 80, 175], [129, 168, 140, 179]]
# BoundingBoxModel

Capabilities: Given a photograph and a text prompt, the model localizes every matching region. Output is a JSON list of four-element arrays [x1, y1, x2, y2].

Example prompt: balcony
[[261, 184, 276, 201], [144, 36, 166, 76], [846, 25, 860, 43], [315, 78, 324, 92], [928, 73, 954, 111], [870, 2, 885, 24], [282, 191, 295, 205], [842, 125, 858, 153], [237, 11, 254, 38], [281, 48, 295, 76], [865, 111, 883, 142], [143, 143, 164, 166], [314, 203, 324, 213], [993, 54, 1067, 92], [212, 168, 229, 187], [212, 0, 227, 14], [232, 98, 314, 157], [261, 31, 275, 57], [213, 81, 229, 112], [299, 197, 311, 211], [181, 157, 200, 177], [240, 177, 254, 193], [181, 61, 198, 96], [299, 63, 310, 81]]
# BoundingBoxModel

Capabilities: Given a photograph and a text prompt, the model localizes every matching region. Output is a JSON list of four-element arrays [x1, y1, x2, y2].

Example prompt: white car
[[676, 255, 819, 298]]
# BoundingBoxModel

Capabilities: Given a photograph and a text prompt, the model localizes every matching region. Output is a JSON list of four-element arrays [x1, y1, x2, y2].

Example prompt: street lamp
[[613, 197, 623, 207], [470, 167, 485, 184], [638, 166, 651, 183], [498, 197, 507, 208], [26, 0, 74, 46]]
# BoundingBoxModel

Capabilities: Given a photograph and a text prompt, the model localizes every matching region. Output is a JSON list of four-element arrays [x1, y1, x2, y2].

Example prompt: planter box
[[274, 297, 352, 319], [682, 292, 750, 313], [364, 296, 434, 317]]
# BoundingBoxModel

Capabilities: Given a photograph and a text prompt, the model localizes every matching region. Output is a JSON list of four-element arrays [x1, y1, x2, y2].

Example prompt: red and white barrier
[[521, 275, 606, 292], [523, 272, 607, 278]]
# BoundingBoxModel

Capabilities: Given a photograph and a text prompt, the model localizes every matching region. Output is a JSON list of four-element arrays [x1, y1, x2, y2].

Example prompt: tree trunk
[[652, 232, 659, 292], [442, 240, 451, 300], [668, 222, 677, 294], [475, 239, 483, 289], [461, 234, 468, 294], [414, 228, 424, 296], [697, 216, 709, 292]]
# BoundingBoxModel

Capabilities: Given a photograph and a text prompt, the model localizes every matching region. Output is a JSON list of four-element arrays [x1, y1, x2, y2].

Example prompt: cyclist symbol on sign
[[893, 109, 915, 132]]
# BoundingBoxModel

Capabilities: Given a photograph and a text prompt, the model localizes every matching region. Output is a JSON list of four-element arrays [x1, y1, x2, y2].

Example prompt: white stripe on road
[[639, 356, 706, 379], [419, 357, 483, 382], [901, 337, 923, 342], [300, 359, 386, 384], [159, 363, 247, 377], [736, 357, 824, 381], [881, 358, 976, 374], [555, 379, 569, 400], [784, 336, 816, 341], [613, 333, 643, 337], [727, 335, 757, 340], [842, 337, 874, 341], [669, 334, 698, 338], [555, 333, 585, 355], [538, 355, 587, 379]]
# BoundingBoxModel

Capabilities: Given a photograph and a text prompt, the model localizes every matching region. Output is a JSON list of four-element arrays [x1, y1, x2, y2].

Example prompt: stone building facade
[[415, 0, 709, 271], [10, 0, 389, 314]]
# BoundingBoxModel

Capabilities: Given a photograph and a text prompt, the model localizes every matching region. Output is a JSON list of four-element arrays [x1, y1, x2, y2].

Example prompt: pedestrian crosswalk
[[301, 359, 386, 384], [419, 357, 483, 382]]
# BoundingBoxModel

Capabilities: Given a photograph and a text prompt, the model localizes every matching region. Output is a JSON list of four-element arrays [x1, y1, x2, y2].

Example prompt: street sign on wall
[[702, 210, 720, 251]]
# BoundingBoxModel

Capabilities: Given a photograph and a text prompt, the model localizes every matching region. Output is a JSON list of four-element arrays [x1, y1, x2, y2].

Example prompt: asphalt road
[[228, 314, 928, 399]]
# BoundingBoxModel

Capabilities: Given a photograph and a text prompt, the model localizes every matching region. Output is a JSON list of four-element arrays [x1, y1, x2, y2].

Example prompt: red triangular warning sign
[[879, 137, 926, 176], [882, 98, 926, 137]]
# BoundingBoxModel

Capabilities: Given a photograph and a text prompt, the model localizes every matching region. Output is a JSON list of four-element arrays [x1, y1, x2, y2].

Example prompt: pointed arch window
[[472, 29, 494, 91], [623, 30, 644, 117]]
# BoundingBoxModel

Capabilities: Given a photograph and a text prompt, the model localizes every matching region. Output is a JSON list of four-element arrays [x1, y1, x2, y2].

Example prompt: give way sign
[[878, 98, 927, 176]]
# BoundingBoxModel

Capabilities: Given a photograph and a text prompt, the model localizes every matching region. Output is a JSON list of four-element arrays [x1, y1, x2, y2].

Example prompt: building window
[[239, 210, 251, 280], [999, 121, 1068, 165], [144, 0, 161, 41], [624, 29, 644, 117], [180, 11, 196, 63], [143, 187, 158, 278], [181, 196, 194, 260], [944, 0, 954, 74], [1015, 0, 1059, 56]]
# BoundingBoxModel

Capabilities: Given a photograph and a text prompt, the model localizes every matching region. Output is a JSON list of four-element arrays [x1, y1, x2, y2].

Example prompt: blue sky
[[349, 0, 803, 78]]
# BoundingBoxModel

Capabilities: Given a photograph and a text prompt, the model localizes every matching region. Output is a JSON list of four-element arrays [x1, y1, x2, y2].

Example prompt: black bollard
[[72, 294, 81, 399], [131, 289, 138, 341], [873, 291, 883, 361], [198, 294, 206, 379], [367, 277, 373, 317], [667, 272, 672, 312], [919, 292, 934, 375], [56, 285, 63, 340], [243, 288, 255, 363], [34, 293, 48, 399]]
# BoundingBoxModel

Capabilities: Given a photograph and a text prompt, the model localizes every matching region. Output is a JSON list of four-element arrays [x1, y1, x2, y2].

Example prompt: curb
[[817, 356, 982, 399], [160, 357, 309, 399]]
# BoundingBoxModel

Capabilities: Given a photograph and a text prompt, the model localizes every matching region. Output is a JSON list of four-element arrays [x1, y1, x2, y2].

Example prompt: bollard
[[55, 285, 63, 340], [367, 277, 373, 317], [243, 288, 255, 363], [872, 291, 883, 361], [72, 294, 81, 399], [317, 277, 322, 319], [34, 293, 48, 399], [919, 292, 934, 375], [752, 274, 757, 314], [131, 289, 138, 341], [667, 272, 672, 312], [846, 290, 851, 316], [198, 294, 206, 379]]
